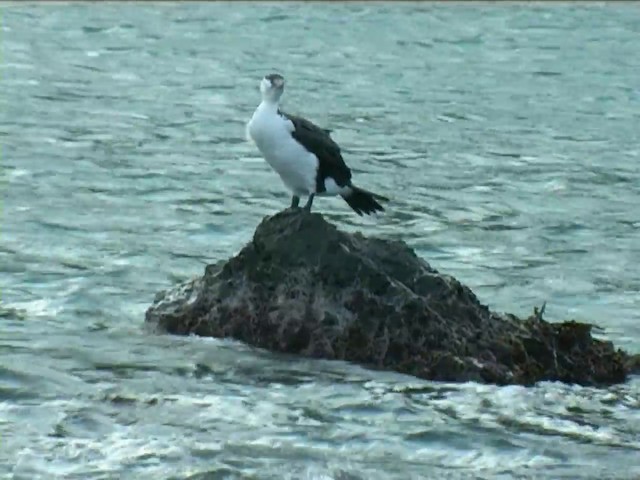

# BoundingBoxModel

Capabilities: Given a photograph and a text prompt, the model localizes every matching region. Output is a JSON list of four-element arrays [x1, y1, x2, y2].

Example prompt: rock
[[145, 209, 636, 387], [625, 354, 640, 376]]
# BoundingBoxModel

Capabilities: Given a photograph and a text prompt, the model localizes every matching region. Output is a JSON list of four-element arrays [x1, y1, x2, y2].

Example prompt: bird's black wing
[[279, 110, 352, 193]]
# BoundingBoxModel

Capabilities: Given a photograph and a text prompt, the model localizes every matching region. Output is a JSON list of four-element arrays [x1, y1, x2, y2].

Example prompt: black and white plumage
[[246, 73, 389, 216]]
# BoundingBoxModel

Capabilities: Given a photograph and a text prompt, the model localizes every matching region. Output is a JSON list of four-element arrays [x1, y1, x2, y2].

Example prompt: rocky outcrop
[[145, 209, 637, 386]]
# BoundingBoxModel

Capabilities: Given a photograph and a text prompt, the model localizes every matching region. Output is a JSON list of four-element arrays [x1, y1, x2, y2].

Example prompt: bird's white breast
[[247, 104, 318, 196]]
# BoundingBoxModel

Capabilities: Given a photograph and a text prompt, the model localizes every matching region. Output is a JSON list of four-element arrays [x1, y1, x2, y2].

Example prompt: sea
[[1, 3, 639, 479]]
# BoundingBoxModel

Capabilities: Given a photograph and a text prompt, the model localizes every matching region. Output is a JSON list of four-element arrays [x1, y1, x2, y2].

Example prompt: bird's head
[[260, 73, 285, 103]]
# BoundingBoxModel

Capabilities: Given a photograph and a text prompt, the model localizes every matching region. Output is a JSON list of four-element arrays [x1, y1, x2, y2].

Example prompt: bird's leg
[[303, 193, 315, 212], [290, 195, 300, 209]]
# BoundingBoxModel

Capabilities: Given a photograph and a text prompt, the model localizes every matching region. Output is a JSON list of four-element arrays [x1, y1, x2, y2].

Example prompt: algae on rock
[[146, 209, 635, 386]]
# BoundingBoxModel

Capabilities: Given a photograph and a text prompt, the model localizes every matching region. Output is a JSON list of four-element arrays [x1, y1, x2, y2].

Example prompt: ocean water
[[1, 3, 639, 479]]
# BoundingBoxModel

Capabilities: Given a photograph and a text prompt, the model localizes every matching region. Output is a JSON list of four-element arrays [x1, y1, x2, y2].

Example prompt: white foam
[[7, 169, 31, 181], [8, 298, 62, 318]]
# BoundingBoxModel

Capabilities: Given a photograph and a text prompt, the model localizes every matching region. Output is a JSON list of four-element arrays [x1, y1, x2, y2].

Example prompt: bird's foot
[[290, 195, 300, 209], [302, 193, 315, 213]]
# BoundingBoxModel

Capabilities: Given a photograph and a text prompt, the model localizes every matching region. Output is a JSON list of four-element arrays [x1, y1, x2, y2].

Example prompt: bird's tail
[[341, 185, 389, 216]]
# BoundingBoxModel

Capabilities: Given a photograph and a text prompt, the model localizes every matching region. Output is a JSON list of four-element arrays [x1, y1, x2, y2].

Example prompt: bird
[[246, 73, 389, 216]]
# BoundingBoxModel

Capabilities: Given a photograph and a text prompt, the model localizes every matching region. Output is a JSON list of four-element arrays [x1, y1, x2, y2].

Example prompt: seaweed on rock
[[146, 209, 637, 386]]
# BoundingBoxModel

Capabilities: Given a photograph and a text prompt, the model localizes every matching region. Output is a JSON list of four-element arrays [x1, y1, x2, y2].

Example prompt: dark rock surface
[[145, 209, 637, 386]]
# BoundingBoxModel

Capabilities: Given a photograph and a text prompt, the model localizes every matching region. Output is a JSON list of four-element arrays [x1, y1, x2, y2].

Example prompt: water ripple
[[2, 3, 640, 479]]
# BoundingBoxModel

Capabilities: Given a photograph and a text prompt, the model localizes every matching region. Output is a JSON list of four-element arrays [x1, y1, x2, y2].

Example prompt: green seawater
[[1, 3, 639, 479]]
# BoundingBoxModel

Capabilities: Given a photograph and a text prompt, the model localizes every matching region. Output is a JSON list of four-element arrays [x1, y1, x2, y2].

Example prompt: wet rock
[[145, 209, 636, 387], [625, 354, 640, 376]]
